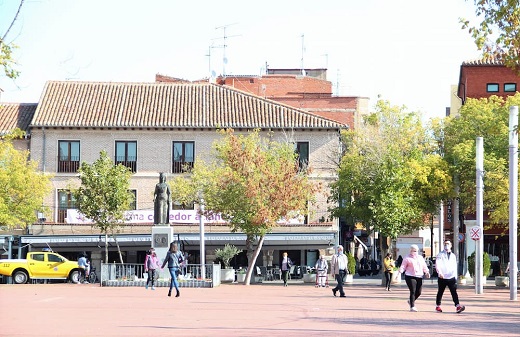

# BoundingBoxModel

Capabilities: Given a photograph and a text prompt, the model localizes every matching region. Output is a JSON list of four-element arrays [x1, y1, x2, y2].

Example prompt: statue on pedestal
[[153, 172, 171, 225]]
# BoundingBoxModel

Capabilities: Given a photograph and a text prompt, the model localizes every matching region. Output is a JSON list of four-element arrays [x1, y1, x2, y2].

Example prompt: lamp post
[[508, 106, 518, 301], [198, 196, 206, 280], [475, 137, 484, 294]]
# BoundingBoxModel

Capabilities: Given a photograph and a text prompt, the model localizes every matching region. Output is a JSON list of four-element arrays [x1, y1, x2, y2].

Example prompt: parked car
[[0, 250, 81, 284]]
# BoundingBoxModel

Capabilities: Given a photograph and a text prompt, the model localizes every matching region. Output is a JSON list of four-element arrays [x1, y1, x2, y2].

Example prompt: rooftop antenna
[[213, 23, 240, 76], [300, 34, 306, 76], [335, 68, 340, 96]]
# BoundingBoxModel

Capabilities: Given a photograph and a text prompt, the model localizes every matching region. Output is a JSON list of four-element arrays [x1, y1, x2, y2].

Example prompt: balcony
[[172, 161, 194, 173], [57, 157, 79, 173]]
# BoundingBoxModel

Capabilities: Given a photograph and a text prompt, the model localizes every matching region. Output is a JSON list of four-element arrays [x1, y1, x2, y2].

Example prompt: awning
[[20, 232, 336, 249]]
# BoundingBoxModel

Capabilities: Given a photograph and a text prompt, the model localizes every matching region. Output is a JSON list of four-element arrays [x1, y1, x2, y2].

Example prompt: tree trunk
[[244, 235, 265, 285], [104, 232, 109, 263], [111, 231, 124, 264]]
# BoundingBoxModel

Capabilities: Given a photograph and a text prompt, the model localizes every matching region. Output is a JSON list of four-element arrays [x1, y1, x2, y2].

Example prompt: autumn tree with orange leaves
[[170, 129, 319, 285]]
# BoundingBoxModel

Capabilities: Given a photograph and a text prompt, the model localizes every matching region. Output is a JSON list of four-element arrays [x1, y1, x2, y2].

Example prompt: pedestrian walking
[[144, 248, 161, 290], [330, 245, 348, 298], [383, 253, 395, 291], [435, 240, 465, 313], [280, 252, 293, 287], [161, 242, 184, 297], [315, 255, 328, 287], [398, 244, 430, 311]]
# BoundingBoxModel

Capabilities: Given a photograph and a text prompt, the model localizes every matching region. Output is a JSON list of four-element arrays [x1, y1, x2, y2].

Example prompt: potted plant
[[345, 253, 356, 284], [468, 251, 491, 284], [215, 244, 241, 282], [236, 268, 246, 283]]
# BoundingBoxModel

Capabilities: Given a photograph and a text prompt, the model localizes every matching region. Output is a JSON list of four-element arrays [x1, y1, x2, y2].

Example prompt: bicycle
[[87, 265, 97, 283]]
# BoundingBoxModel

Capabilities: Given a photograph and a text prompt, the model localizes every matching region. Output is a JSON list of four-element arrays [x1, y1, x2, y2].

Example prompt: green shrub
[[346, 253, 356, 275], [468, 251, 491, 277]]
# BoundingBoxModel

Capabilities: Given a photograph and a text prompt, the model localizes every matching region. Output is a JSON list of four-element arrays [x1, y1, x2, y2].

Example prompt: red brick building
[[156, 68, 369, 130], [455, 59, 520, 269], [457, 58, 519, 105]]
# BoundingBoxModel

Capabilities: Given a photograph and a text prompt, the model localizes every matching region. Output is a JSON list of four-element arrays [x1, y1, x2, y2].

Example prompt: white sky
[[0, 0, 480, 120]]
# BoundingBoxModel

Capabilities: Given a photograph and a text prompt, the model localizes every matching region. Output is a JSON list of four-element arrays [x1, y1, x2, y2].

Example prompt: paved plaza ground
[[1, 276, 519, 337]]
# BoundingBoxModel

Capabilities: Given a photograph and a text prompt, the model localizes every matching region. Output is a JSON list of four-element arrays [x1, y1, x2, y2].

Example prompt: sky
[[0, 0, 481, 120]]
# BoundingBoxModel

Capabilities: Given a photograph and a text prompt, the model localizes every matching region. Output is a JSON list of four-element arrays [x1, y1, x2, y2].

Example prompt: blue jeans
[[168, 267, 179, 292]]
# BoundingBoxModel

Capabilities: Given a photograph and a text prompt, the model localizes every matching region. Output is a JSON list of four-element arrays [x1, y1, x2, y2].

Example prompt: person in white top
[[330, 245, 348, 297], [435, 240, 465, 313]]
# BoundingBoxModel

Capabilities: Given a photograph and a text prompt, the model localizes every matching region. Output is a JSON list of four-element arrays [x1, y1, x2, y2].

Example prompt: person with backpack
[[144, 248, 161, 290]]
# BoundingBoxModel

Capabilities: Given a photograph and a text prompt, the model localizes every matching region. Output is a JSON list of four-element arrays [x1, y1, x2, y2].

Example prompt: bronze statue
[[153, 172, 171, 225]]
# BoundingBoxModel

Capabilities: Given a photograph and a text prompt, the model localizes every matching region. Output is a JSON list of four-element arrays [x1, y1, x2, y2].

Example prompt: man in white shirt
[[330, 245, 348, 298], [435, 240, 465, 313]]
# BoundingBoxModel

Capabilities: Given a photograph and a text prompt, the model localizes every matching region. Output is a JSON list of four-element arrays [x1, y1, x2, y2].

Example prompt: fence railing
[[100, 263, 220, 287]]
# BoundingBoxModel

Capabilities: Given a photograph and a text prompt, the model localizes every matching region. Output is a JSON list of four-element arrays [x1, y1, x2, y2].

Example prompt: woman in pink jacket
[[144, 248, 161, 290], [398, 244, 430, 312]]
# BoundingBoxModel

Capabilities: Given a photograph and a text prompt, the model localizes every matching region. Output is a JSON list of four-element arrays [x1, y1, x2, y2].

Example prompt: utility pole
[[508, 106, 518, 301]]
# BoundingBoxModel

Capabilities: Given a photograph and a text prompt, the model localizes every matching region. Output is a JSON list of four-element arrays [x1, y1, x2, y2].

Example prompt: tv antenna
[[212, 23, 240, 76], [300, 34, 306, 76]]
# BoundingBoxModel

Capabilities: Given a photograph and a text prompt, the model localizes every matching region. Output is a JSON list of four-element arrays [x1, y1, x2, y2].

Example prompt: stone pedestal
[[151, 225, 174, 279]]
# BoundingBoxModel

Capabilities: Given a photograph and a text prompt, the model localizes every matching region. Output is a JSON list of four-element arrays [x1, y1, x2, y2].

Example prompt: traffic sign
[[470, 226, 481, 241]]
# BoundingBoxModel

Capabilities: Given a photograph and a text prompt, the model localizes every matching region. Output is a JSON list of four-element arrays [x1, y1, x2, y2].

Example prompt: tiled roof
[[0, 103, 37, 135], [32, 81, 346, 129], [462, 57, 503, 66]]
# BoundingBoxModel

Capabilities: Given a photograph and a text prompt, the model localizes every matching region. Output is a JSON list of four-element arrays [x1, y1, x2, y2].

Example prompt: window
[[172, 141, 194, 173], [295, 142, 309, 171], [486, 83, 499, 92], [504, 83, 517, 92], [32, 254, 44, 262], [58, 140, 80, 173], [129, 190, 137, 210], [57, 190, 76, 223], [115, 141, 137, 172], [48, 254, 63, 263], [172, 200, 195, 210]]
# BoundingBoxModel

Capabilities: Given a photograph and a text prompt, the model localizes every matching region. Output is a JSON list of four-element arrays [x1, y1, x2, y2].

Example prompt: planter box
[[344, 274, 354, 284], [303, 274, 316, 283], [495, 276, 509, 287], [236, 273, 246, 283], [220, 268, 235, 283]]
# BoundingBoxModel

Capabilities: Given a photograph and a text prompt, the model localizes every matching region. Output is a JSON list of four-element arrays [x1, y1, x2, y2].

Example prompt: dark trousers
[[146, 269, 156, 286], [384, 271, 393, 289], [282, 270, 289, 285], [333, 270, 346, 296], [436, 277, 459, 306], [404, 275, 423, 307]]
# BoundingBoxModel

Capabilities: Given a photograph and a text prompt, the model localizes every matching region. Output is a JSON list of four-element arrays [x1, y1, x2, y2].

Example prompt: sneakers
[[151, 286, 155, 290], [456, 305, 466, 313], [435, 306, 442, 313], [145, 284, 148, 290], [410, 306, 418, 312], [332, 289, 337, 297]]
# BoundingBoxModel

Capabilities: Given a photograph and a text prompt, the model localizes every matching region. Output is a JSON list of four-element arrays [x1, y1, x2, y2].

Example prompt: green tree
[[460, 0, 520, 73], [170, 129, 318, 285], [0, 130, 51, 229], [330, 101, 451, 255], [0, 0, 24, 79], [443, 93, 520, 230], [71, 150, 134, 263]]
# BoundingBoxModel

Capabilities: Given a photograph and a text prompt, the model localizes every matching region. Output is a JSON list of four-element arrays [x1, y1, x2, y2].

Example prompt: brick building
[[2, 80, 345, 272], [454, 59, 520, 271], [156, 68, 369, 130]]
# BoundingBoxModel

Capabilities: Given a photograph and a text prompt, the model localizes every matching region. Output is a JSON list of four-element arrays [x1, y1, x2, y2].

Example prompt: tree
[[329, 101, 451, 255], [0, 0, 24, 79], [460, 0, 520, 73], [443, 93, 520, 230], [71, 150, 134, 263], [170, 129, 319, 285], [0, 130, 51, 230]]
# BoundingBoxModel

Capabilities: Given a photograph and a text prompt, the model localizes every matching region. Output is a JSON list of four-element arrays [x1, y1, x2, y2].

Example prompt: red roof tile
[[0, 103, 37, 135], [33, 81, 346, 130]]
